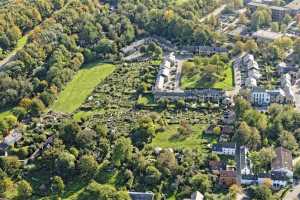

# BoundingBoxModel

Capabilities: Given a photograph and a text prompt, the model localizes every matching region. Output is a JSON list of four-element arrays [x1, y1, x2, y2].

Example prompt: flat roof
[[285, 0, 300, 10], [248, 2, 288, 11], [253, 30, 283, 40]]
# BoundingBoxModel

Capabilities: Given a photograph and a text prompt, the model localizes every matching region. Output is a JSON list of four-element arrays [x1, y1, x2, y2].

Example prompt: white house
[[251, 88, 271, 106], [245, 77, 257, 87], [239, 146, 252, 175], [212, 143, 236, 156]]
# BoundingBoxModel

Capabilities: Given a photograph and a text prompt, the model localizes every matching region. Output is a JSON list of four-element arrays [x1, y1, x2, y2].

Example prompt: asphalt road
[[283, 185, 300, 200]]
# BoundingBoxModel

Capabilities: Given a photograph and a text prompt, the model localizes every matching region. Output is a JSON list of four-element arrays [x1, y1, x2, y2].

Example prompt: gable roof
[[271, 147, 293, 172], [0, 130, 22, 150]]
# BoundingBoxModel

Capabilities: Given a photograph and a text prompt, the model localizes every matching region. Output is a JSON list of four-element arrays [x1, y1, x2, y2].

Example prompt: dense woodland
[[0, 0, 228, 199], [0, 0, 221, 110], [3, 0, 300, 199]]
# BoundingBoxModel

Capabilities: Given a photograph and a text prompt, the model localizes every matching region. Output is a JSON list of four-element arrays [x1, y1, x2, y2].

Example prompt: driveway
[[292, 79, 300, 111], [226, 53, 244, 98], [283, 184, 300, 200]]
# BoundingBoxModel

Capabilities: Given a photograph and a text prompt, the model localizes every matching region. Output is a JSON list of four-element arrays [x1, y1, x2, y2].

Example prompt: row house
[[212, 143, 236, 156]]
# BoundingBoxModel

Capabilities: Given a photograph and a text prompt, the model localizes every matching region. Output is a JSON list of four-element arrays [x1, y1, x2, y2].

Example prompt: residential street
[[292, 79, 300, 111], [281, 156, 300, 200], [283, 184, 300, 200], [226, 54, 243, 98]]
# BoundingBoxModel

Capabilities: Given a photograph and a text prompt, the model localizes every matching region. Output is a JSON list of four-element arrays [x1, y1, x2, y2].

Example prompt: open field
[[175, 0, 188, 5], [181, 64, 234, 90], [151, 124, 206, 149], [52, 62, 115, 113]]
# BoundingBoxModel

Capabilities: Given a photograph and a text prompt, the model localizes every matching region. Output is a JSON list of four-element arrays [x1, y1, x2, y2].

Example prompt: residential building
[[257, 173, 272, 185], [129, 192, 154, 200], [0, 129, 22, 156], [222, 110, 236, 125], [271, 147, 293, 178], [221, 125, 234, 135], [248, 69, 261, 79], [285, 0, 300, 15], [281, 74, 296, 104], [252, 30, 283, 42], [245, 77, 257, 88], [238, 146, 252, 175], [250, 87, 288, 106], [268, 89, 286, 104], [153, 89, 227, 102], [251, 87, 271, 106], [209, 160, 226, 175], [271, 171, 290, 188], [183, 191, 204, 200], [277, 62, 295, 75], [240, 174, 257, 185], [212, 143, 236, 155], [248, 2, 288, 21], [219, 170, 237, 187]]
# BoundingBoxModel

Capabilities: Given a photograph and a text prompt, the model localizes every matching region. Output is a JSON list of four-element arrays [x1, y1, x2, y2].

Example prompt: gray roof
[[129, 192, 154, 200], [0, 130, 22, 150], [285, 0, 300, 10], [271, 147, 293, 172]]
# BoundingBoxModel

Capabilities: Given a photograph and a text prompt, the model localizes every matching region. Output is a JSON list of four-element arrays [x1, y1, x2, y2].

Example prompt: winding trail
[[0, 35, 29, 68], [0, 0, 73, 69]]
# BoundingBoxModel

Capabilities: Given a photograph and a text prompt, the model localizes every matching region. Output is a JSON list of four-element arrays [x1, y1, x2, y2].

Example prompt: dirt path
[[0, 0, 73, 69]]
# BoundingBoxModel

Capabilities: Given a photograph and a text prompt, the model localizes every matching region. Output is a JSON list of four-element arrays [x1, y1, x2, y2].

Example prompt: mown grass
[[151, 124, 206, 149], [52, 62, 115, 113], [175, 0, 188, 5], [16, 35, 28, 49], [181, 64, 234, 91]]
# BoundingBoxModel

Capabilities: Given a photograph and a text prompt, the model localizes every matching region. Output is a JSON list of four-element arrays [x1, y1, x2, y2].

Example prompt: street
[[292, 79, 300, 111], [283, 184, 300, 200]]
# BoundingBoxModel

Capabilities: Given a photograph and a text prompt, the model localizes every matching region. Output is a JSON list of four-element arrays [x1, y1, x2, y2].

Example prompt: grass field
[[151, 124, 206, 149], [181, 64, 234, 91], [52, 62, 115, 113], [175, 0, 188, 5]]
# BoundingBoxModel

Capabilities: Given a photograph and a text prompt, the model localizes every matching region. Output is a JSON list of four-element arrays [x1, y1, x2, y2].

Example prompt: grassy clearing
[[16, 35, 28, 49], [151, 124, 206, 149], [175, 0, 188, 5], [52, 62, 115, 113], [181, 64, 234, 91]]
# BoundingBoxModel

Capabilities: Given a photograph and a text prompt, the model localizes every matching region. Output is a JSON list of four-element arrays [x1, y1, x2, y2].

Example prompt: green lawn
[[52, 62, 115, 113], [151, 124, 206, 149], [16, 35, 28, 49], [175, 0, 188, 5], [181, 64, 234, 91]]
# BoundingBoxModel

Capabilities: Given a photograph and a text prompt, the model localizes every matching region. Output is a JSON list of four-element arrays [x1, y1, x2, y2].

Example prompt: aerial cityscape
[[2, 0, 300, 199]]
